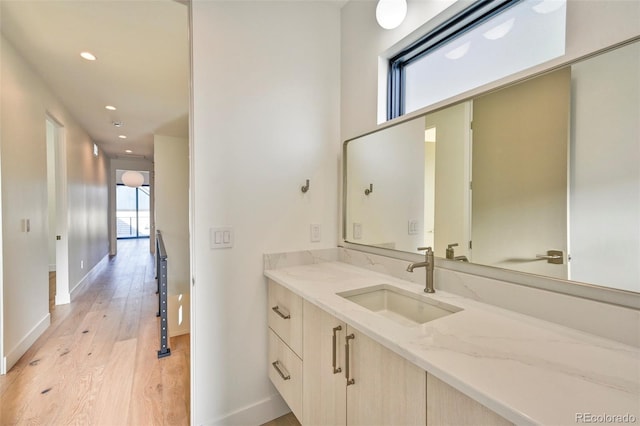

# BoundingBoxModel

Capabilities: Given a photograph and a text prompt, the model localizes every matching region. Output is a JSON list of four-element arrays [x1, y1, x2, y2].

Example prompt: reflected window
[[116, 184, 151, 239], [388, 0, 566, 119]]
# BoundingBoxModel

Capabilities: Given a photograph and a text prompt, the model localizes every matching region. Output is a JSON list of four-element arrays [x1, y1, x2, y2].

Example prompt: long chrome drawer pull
[[332, 325, 342, 374], [345, 333, 355, 386], [272, 360, 291, 381], [272, 305, 291, 319]]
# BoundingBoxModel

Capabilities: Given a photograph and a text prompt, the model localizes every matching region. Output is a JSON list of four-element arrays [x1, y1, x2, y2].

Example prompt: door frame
[[47, 114, 71, 305]]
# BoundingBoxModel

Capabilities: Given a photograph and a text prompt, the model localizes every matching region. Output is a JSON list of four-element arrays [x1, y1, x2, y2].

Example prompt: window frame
[[387, 0, 521, 120]]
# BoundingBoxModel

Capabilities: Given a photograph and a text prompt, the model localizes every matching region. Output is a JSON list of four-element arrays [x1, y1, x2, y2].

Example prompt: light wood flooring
[[262, 412, 301, 426], [0, 239, 190, 425]]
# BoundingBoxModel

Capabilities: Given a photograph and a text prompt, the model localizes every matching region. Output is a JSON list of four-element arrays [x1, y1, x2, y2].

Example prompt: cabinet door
[[426, 373, 512, 426], [346, 327, 426, 426], [302, 301, 347, 426]]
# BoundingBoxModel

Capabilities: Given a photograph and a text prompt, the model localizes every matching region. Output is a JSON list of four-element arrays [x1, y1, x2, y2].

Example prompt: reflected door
[[471, 67, 570, 279]]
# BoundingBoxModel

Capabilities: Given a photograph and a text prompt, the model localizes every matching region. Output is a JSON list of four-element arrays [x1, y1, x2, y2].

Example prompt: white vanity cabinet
[[267, 280, 304, 421], [268, 280, 510, 426], [302, 300, 426, 426]]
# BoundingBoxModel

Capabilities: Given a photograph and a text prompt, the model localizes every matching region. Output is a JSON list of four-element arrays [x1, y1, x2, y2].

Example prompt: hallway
[[0, 239, 190, 425]]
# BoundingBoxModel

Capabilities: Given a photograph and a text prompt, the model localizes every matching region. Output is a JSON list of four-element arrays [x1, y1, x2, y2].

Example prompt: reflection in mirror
[[343, 40, 639, 294]]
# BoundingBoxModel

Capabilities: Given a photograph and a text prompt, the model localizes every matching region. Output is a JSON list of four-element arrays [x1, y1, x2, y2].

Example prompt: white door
[[471, 68, 570, 279], [48, 117, 70, 305]]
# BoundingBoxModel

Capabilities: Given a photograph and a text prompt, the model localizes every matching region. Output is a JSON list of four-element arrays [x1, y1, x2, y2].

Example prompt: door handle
[[535, 250, 564, 264]]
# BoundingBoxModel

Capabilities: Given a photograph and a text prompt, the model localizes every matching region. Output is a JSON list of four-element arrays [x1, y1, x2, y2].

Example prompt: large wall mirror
[[343, 39, 639, 300]]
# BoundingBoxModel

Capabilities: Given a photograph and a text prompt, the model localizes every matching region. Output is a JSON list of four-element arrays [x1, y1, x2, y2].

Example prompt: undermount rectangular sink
[[338, 284, 462, 326]]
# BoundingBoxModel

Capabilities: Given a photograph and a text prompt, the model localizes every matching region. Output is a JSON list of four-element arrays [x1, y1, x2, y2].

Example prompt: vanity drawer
[[268, 329, 303, 421], [268, 280, 303, 357]]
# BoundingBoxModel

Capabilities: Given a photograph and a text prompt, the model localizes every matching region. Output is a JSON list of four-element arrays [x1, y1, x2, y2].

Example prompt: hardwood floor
[[0, 239, 190, 425], [262, 412, 301, 426]]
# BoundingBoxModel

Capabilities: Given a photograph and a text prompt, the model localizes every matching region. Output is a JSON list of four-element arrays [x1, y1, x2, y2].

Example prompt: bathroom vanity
[[264, 249, 640, 425]]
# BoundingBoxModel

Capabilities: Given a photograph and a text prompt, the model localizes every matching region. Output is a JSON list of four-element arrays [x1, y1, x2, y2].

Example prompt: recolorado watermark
[[576, 413, 638, 423]]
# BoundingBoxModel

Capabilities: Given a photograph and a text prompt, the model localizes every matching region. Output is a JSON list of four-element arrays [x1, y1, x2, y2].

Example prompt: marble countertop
[[264, 261, 640, 425]]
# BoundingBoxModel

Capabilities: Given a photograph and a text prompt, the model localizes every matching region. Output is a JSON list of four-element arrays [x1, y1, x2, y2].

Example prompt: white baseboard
[[70, 254, 109, 301], [4, 313, 50, 373], [55, 292, 71, 305], [209, 393, 291, 426], [49, 264, 56, 272]]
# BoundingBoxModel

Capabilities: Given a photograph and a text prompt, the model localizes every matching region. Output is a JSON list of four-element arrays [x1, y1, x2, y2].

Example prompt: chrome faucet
[[406, 247, 435, 293]]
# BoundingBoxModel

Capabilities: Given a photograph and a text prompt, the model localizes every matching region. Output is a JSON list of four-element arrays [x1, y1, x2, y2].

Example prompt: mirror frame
[[341, 37, 640, 310]]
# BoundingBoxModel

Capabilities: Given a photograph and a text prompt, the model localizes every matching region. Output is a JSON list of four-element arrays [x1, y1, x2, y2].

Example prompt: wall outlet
[[408, 220, 419, 235], [310, 224, 321, 242], [353, 223, 362, 240], [81, 260, 84, 269]]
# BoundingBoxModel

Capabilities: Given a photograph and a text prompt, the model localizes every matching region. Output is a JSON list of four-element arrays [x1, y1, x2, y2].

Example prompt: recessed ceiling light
[[125, 149, 132, 153], [80, 51, 97, 61], [105, 105, 116, 111], [118, 135, 127, 139]]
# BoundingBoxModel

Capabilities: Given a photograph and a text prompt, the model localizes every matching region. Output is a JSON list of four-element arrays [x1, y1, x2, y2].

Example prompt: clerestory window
[[387, 0, 567, 120]]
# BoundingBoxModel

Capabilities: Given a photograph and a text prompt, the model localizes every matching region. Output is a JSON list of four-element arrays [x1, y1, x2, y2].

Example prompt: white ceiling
[[0, 0, 190, 160]]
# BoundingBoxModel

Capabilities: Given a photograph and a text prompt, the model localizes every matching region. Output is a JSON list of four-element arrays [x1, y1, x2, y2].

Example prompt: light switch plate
[[210, 227, 233, 249]]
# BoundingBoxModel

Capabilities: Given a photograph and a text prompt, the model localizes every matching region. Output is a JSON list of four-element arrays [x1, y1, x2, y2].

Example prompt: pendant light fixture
[[376, 0, 407, 30], [122, 170, 144, 188]]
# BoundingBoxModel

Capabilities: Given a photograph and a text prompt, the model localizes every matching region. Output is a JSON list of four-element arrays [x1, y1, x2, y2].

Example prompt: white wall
[[1, 35, 109, 372], [191, 1, 340, 423], [154, 134, 190, 337], [341, 0, 640, 141], [345, 116, 425, 251], [569, 42, 640, 292]]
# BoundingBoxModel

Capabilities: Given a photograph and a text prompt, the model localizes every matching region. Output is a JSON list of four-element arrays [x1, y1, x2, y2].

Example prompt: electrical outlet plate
[[310, 224, 321, 242], [353, 223, 362, 240], [408, 219, 419, 235]]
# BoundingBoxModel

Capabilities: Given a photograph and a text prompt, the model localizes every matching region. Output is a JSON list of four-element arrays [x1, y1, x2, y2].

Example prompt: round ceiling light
[[105, 105, 117, 111], [376, 0, 407, 30], [80, 51, 96, 61], [122, 170, 144, 188], [118, 135, 127, 139]]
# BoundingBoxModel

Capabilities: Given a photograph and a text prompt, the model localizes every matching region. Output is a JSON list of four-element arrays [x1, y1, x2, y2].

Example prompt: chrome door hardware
[[536, 250, 564, 264]]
